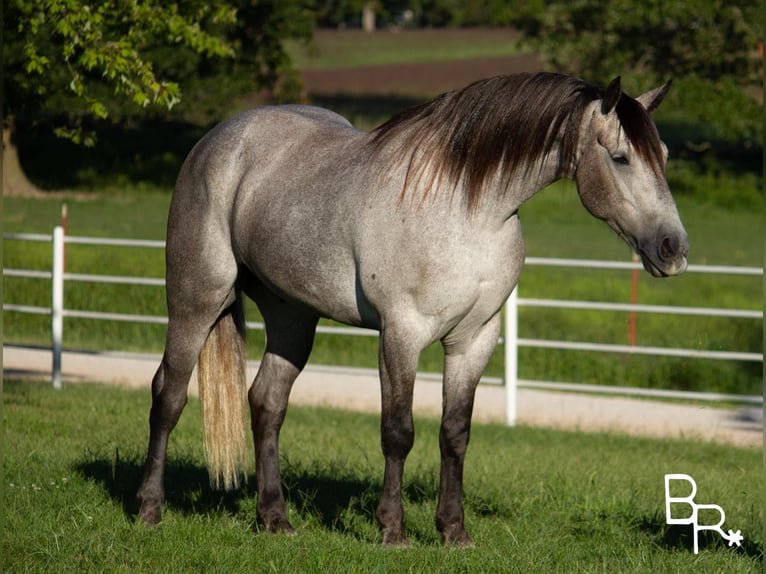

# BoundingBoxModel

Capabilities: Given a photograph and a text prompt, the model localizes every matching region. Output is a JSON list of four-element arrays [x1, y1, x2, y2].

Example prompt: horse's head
[[575, 77, 688, 277]]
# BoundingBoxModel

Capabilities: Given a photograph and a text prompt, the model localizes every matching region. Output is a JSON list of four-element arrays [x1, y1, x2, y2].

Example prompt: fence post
[[504, 287, 519, 426], [51, 226, 64, 389]]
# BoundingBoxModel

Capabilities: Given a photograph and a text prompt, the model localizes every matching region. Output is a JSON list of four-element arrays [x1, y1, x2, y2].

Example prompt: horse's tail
[[197, 295, 250, 490]]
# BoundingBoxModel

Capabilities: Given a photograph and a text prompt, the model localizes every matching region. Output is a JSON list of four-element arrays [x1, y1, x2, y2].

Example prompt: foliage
[[405, 0, 544, 27], [3, 0, 314, 141], [313, 0, 373, 28], [517, 0, 764, 146], [4, 1, 236, 142], [152, 0, 315, 125]]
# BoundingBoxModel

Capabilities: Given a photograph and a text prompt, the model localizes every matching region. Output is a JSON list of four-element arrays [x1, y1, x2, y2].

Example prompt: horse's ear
[[636, 79, 673, 114], [601, 76, 622, 115]]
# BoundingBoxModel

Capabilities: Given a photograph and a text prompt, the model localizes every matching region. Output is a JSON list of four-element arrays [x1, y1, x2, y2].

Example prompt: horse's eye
[[612, 154, 630, 166]]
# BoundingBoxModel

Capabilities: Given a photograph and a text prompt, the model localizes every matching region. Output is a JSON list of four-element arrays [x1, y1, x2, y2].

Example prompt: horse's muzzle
[[639, 229, 689, 277]]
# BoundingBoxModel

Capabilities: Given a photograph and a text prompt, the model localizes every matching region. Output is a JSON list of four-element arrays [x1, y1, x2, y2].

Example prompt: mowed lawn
[[4, 380, 762, 573]]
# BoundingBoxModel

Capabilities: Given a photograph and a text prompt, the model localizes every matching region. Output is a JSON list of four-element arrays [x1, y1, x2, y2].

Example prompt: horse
[[136, 72, 688, 546]]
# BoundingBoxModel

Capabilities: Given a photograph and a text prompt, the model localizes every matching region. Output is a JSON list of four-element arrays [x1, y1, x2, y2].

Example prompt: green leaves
[[6, 0, 314, 144], [518, 0, 763, 145], [8, 0, 237, 142]]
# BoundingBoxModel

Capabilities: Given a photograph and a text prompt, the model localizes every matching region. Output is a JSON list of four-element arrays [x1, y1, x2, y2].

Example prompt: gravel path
[[4, 345, 761, 448]]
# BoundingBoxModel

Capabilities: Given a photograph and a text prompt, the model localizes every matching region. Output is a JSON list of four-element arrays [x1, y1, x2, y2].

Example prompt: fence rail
[[4, 228, 763, 421]]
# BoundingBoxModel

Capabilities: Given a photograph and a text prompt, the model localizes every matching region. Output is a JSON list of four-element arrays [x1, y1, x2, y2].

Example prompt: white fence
[[4, 227, 763, 423]]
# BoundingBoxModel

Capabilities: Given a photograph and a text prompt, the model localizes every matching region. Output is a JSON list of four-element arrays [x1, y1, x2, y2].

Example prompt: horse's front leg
[[376, 326, 420, 547], [436, 313, 503, 546]]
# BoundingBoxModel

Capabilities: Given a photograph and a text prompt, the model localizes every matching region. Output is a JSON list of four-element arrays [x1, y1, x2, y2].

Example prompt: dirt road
[[4, 345, 761, 448]]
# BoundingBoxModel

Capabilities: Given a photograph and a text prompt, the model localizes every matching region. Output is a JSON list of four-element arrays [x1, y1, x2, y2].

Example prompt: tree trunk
[[362, 3, 375, 32], [3, 122, 41, 196]]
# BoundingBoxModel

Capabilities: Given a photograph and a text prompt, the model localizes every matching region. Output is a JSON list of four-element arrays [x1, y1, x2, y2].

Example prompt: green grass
[[286, 28, 525, 70], [3, 380, 762, 572]]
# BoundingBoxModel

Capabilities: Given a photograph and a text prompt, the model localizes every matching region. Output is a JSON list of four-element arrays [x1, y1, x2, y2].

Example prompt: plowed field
[[300, 53, 543, 98]]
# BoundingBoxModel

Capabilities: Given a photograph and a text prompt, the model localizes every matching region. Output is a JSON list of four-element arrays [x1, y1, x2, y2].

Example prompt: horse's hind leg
[[136, 310, 229, 523], [245, 283, 318, 533], [136, 237, 239, 524], [435, 312, 503, 546]]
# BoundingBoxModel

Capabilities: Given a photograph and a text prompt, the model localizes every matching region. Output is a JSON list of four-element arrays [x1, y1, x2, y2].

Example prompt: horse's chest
[[358, 215, 524, 323]]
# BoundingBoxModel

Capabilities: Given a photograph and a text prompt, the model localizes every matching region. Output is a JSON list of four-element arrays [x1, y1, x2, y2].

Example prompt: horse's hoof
[[381, 529, 410, 548], [136, 498, 163, 526], [266, 519, 296, 536], [441, 526, 475, 547]]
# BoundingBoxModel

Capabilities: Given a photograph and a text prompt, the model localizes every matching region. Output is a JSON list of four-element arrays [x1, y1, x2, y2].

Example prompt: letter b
[[665, 473, 697, 525]]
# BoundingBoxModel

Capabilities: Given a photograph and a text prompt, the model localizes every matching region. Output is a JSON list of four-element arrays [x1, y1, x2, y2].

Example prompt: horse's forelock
[[615, 95, 666, 178], [369, 73, 601, 212]]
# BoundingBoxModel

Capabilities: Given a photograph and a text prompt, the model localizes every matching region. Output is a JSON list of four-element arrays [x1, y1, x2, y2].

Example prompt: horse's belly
[[262, 264, 371, 328], [234, 218, 374, 327]]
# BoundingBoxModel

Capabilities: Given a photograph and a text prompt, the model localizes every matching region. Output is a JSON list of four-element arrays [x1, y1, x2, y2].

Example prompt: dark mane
[[368, 72, 664, 212]]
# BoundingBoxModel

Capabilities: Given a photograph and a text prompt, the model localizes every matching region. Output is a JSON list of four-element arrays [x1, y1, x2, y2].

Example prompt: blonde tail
[[197, 297, 250, 490]]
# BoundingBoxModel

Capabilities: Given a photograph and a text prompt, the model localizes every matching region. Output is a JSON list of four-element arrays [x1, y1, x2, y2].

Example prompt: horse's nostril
[[660, 236, 675, 260]]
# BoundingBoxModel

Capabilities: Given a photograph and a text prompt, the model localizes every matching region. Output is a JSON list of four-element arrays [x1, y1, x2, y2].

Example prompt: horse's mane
[[368, 72, 665, 212]]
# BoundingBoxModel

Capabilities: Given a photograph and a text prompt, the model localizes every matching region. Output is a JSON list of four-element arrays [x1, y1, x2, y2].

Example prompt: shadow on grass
[[637, 513, 763, 561], [75, 454, 246, 520], [75, 449, 509, 543], [75, 453, 438, 534]]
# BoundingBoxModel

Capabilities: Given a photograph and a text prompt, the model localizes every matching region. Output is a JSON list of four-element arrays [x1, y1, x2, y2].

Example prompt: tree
[[3, 0, 313, 194], [517, 0, 763, 147]]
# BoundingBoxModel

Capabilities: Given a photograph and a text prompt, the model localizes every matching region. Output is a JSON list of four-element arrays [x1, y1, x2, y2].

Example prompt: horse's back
[[178, 105, 357, 180], [272, 104, 354, 128]]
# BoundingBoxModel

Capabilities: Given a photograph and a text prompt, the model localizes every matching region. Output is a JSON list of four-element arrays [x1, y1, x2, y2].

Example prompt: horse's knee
[[381, 418, 414, 459], [439, 418, 471, 459]]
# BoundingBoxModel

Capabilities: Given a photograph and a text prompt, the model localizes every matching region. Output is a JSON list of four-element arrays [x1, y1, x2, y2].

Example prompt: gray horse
[[136, 72, 688, 546]]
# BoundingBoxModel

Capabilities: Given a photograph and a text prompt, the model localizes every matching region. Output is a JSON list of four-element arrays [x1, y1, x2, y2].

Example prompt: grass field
[[286, 28, 526, 70], [3, 380, 762, 573]]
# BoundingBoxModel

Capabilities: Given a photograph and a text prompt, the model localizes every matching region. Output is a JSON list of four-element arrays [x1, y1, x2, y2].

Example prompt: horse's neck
[[500, 103, 589, 214], [485, 147, 567, 219]]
